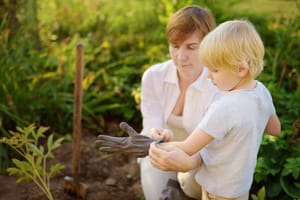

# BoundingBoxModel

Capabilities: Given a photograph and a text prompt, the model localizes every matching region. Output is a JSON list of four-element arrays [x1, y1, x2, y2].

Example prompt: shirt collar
[[164, 61, 210, 91], [164, 61, 178, 84]]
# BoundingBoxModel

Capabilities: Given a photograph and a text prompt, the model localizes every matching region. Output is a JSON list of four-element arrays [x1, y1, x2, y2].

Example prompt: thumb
[[119, 122, 138, 137]]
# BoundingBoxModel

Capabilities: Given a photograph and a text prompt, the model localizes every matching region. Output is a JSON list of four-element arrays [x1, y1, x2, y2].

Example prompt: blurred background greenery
[[0, 0, 299, 199]]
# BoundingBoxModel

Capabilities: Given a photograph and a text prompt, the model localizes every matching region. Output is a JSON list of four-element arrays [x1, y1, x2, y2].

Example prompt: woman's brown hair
[[166, 5, 216, 44]]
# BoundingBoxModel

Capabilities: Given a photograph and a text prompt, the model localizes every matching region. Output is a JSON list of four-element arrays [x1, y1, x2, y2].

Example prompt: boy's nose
[[207, 71, 212, 79]]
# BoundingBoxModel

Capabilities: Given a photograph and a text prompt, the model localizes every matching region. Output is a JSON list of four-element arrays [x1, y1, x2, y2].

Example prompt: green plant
[[251, 186, 266, 200], [280, 155, 300, 198], [0, 124, 65, 200]]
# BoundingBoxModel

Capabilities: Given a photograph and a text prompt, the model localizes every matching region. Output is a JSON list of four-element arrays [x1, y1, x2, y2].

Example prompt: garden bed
[[0, 124, 144, 200]]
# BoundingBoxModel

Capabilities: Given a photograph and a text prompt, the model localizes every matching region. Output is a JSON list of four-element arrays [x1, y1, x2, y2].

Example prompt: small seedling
[[0, 124, 65, 200]]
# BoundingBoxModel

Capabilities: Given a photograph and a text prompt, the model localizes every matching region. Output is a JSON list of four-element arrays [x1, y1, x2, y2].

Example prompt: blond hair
[[199, 20, 264, 78], [166, 5, 216, 44]]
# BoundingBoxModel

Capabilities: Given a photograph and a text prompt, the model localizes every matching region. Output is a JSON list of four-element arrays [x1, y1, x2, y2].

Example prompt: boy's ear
[[238, 62, 249, 77], [238, 66, 249, 77]]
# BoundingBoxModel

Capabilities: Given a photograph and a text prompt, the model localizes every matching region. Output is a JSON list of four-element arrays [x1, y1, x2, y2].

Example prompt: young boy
[[150, 19, 281, 199]]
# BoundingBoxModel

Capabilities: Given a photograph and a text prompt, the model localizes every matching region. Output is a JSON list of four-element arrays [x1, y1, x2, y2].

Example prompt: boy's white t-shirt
[[195, 81, 276, 198]]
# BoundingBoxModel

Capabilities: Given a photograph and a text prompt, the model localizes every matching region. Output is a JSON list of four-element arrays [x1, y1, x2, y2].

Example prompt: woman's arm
[[265, 114, 281, 136], [149, 142, 202, 172], [140, 69, 164, 136]]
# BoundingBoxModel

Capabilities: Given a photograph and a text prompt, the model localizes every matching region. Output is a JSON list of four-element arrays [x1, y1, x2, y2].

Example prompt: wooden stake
[[72, 43, 84, 182]]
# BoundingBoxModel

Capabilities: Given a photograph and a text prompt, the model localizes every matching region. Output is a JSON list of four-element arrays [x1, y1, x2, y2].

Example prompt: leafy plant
[[251, 186, 266, 200], [0, 124, 65, 200], [280, 156, 300, 198]]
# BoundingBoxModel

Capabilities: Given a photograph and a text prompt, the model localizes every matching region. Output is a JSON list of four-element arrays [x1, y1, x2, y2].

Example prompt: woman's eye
[[170, 44, 179, 49], [188, 44, 199, 50]]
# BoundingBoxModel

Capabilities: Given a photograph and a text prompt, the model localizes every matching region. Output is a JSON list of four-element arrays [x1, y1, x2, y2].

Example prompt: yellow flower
[[102, 40, 110, 49]]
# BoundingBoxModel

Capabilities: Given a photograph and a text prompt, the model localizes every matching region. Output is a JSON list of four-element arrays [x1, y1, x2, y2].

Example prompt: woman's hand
[[150, 128, 174, 141], [149, 142, 201, 172]]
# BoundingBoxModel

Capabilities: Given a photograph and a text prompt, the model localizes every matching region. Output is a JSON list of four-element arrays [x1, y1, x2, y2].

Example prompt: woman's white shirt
[[141, 60, 220, 135]]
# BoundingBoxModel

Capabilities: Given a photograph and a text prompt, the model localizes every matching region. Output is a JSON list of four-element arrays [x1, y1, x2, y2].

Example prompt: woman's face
[[169, 32, 203, 79]]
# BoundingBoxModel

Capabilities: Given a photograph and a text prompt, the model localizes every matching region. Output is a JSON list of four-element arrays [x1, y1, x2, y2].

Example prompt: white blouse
[[141, 60, 220, 136], [166, 113, 189, 141]]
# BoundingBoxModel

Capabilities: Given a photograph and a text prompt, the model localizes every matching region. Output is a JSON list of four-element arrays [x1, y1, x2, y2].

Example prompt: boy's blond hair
[[199, 20, 264, 78]]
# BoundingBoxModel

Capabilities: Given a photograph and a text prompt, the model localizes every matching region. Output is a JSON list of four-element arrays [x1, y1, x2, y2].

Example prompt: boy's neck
[[232, 78, 256, 91]]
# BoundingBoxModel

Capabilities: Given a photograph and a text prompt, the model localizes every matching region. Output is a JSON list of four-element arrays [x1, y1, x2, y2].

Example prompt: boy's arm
[[161, 128, 214, 156], [265, 114, 281, 136]]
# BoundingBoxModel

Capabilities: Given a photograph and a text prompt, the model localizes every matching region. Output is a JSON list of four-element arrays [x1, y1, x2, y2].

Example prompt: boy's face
[[207, 68, 242, 91], [169, 31, 203, 78]]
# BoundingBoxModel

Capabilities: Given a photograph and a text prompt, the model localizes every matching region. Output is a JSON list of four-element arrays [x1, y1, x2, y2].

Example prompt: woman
[[139, 5, 220, 200]]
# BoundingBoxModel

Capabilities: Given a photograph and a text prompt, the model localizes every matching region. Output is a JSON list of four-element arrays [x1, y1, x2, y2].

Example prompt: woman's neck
[[177, 69, 202, 87]]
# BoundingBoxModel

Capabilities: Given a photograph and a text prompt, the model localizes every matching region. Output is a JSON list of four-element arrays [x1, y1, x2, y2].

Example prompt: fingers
[[96, 133, 149, 157], [149, 142, 159, 155], [149, 142, 165, 155], [161, 129, 174, 142], [99, 145, 148, 157], [97, 140, 122, 149], [153, 137, 165, 145], [150, 143, 199, 172], [119, 122, 138, 137], [149, 128, 173, 141], [149, 142, 169, 171], [149, 128, 163, 140], [97, 135, 124, 144], [99, 147, 120, 153], [95, 135, 127, 152]]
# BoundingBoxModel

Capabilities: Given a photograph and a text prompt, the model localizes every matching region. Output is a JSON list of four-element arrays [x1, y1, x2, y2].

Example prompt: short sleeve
[[198, 99, 232, 140]]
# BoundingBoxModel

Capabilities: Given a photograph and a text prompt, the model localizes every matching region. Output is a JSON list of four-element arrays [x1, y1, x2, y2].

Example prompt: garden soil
[[0, 122, 144, 200]]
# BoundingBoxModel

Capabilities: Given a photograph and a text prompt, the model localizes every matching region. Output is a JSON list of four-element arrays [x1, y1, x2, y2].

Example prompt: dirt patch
[[0, 124, 144, 200]]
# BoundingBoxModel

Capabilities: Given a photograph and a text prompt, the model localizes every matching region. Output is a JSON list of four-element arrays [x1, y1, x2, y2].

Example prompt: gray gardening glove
[[96, 122, 164, 158]]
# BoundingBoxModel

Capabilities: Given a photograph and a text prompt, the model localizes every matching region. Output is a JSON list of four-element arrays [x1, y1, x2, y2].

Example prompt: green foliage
[[0, 0, 299, 198], [0, 124, 65, 200], [251, 186, 266, 200], [251, 8, 300, 199], [281, 174, 300, 199], [280, 155, 300, 198]]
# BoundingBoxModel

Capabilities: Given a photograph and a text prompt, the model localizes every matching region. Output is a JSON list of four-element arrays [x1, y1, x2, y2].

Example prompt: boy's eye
[[210, 69, 218, 73]]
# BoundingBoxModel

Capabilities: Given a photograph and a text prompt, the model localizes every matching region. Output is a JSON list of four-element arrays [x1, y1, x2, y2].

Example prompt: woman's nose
[[177, 48, 188, 60]]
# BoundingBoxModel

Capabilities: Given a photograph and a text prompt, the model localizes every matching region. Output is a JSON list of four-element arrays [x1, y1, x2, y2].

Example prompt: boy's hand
[[95, 122, 164, 158]]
